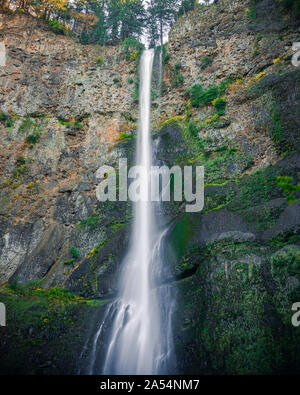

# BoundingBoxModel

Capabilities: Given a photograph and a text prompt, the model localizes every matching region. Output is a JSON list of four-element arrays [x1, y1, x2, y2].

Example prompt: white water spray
[[85, 49, 175, 375], [103, 49, 159, 374]]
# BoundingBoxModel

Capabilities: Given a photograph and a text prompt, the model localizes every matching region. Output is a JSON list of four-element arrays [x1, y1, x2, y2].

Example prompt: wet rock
[[10, 223, 64, 283]]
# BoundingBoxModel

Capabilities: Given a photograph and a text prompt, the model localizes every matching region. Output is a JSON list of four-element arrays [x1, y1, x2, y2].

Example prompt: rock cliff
[[0, 0, 300, 374]]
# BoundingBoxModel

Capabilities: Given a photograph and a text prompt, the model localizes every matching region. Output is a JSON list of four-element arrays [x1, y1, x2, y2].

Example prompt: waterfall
[[84, 49, 175, 375], [157, 46, 163, 96]]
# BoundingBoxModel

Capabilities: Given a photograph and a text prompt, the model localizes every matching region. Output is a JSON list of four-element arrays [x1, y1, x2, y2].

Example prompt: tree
[[0, 0, 9, 9], [178, 0, 196, 17], [119, 0, 146, 41], [31, 0, 69, 21], [146, 0, 181, 48]]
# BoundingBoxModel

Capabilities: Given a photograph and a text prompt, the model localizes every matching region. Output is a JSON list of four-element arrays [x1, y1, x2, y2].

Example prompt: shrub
[[212, 97, 227, 116], [190, 80, 231, 108], [19, 116, 35, 133], [246, 0, 257, 20], [172, 63, 184, 87], [277, 176, 300, 204], [121, 37, 144, 61], [77, 212, 100, 232], [201, 56, 213, 70], [48, 19, 65, 35], [0, 111, 14, 127], [95, 56, 104, 66], [280, 0, 300, 17], [127, 77, 134, 84], [73, 121, 84, 130], [26, 132, 40, 145], [118, 132, 133, 141], [163, 53, 171, 63], [190, 84, 218, 107], [70, 246, 80, 259], [16, 156, 26, 166]]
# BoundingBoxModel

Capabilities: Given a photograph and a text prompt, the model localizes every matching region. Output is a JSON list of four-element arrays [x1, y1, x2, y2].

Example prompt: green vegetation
[[19, 116, 35, 133], [48, 19, 66, 34], [200, 56, 213, 70], [277, 176, 300, 203], [190, 79, 231, 108], [0, 279, 102, 374], [172, 62, 184, 87], [58, 118, 84, 131], [121, 37, 144, 61], [77, 212, 100, 232], [16, 156, 26, 166], [279, 0, 300, 17], [270, 105, 290, 154], [0, 111, 14, 128], [118, 132, 134, 141], [95, 55, 104, 66], [246, 0, 257, 20], [163, 44, 171, 64], [26, 132, 40, 145], [175, 232, 300, 374], [70, 246, 80, 259]]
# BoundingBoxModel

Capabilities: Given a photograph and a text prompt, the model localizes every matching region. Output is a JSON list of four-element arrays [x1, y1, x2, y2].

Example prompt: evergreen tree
[[146, 0, 181, 48]]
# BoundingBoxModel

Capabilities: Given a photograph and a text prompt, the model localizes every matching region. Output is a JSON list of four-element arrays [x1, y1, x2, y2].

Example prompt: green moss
[[174, 236, 300, 374], [0, 280, 100, 374], [270, 245, 300, 275], [277, 175, 300, 204], [77, 212, 100, 232]]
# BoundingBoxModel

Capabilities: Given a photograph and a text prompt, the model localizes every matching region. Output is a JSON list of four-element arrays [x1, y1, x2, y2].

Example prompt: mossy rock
[[270, 244, 300, 274]]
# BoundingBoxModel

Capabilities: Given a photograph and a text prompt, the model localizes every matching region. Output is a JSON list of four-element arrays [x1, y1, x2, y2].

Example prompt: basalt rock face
[[0, 11, 137, 293], [154, 0, 300, 374], [0, 0, 300, 375]]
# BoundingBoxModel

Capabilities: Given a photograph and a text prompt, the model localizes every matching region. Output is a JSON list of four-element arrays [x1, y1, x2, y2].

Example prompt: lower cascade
[[83, 49, 176, 375]]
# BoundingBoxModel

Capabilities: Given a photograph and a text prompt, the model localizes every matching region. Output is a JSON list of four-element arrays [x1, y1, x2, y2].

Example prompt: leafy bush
[[277, 176, 300, 204], [16, 156, 26, 166], [212, 97, 227, 116], [73, 121, 84, 130], [26, 131, 40, 145], [19, 116, 35, 133], [95, 56, 104, 66], [201, 56, 213, 70], [70, 246, 80, 259], [190, 84, 218, 107], [190, 80, 231, 108], [118, 132, 133, 141], [77, 212, 100, 232], [0, 111, 14, 127], [172, 63, 184, 87], [121, 37, 144, 61], [48, 19, 65, 35]]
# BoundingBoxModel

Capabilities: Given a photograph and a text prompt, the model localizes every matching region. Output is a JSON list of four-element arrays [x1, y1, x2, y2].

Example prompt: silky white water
[[103, 49, 159, 374], [83, 49, 175, 375]]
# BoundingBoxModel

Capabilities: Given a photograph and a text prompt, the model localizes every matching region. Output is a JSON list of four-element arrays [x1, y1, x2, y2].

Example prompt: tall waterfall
[[83, 49, 175, 375]]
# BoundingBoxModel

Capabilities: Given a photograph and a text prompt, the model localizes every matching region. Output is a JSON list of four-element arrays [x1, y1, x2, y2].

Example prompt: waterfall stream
[[83, 49, 175, 375]]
